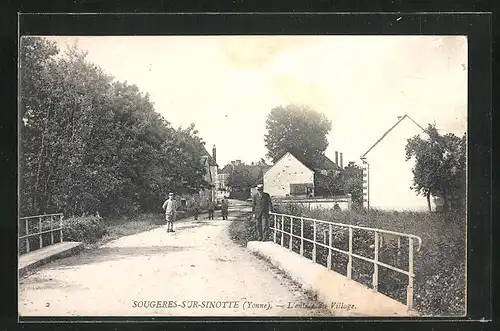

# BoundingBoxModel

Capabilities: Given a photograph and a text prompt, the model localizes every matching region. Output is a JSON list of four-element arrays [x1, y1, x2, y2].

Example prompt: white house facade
[[361, 115, 437, 211], [199, 145, 218, 202], [263, 152, 315, 198]]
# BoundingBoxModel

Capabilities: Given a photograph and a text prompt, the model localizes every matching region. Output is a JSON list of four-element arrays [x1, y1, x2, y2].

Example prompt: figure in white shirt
[[162, 192, 177, 232]]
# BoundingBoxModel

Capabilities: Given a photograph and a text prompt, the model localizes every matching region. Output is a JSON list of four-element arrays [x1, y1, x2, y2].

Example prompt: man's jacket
[[252, 192, 272, 218]]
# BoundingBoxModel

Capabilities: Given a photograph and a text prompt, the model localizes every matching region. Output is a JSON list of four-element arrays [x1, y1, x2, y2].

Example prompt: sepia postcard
[[18, 34, 468, 319]]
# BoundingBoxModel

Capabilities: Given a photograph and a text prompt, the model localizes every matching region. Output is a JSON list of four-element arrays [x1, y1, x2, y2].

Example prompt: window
[[290, 183, 313, 196]]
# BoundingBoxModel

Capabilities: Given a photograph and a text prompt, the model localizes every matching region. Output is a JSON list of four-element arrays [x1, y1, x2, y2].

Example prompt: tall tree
[[226, 164, 253, 192], [405, 124, 466, 212], [264, 104, 332, 164], [19, 37, 209, 218], [19, 36, 60, 214]]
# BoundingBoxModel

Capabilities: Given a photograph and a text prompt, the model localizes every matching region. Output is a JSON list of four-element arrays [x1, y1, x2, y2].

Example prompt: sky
[[44, 35, 468, 168]]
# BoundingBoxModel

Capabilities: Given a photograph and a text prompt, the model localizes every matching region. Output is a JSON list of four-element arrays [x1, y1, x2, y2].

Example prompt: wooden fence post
[[25, 218, 30, 253], [60, 214, 64, 242], [347, 227, 353, 279], [273, 214, 277, 243], [407, 237, 414, 310], [300, 218, 304, 256], [373, 231, 379, 291], [327, 224, 333, 269], [312, 221, 317, 263], [279, 216, 284, 246], [39, 216, 43, 249], [50, 215, 54, 245]]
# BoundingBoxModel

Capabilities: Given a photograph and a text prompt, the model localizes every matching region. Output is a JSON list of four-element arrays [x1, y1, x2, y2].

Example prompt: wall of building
[[264, 152, 315, 198], [362, 118, 437, 211], [217, 173, 229, 191], [274, 195, 353, 211]]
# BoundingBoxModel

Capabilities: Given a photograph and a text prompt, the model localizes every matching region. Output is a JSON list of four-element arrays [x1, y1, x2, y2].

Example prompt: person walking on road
[[192, 196, 200, 220], [162, 192, 177, 232], [221, 197, 229, 220], [207, 198, 215, 220], [252, 184, 272, 241]]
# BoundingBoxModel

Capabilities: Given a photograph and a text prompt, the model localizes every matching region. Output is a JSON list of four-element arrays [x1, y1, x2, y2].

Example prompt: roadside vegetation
[[63, 209, 199, 249], [19, 209, 200, 254]]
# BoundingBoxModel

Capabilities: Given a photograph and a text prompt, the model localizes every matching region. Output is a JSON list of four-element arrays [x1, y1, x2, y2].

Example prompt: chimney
[[212, 145, 216, 163], [340, 152, 343, 169], [335, 151, 339, 166]]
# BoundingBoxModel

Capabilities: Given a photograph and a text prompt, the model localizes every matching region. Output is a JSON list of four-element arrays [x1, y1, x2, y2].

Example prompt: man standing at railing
[[252, 184, 272, 241], [162, 192, 177, 233]]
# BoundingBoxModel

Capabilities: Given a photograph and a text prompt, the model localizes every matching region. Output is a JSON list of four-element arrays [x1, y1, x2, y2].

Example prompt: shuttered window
[[290, 183, 313, 195]]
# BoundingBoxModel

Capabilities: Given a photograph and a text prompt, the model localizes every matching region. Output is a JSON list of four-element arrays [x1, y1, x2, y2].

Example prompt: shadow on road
[[46, 245, 190, 268]]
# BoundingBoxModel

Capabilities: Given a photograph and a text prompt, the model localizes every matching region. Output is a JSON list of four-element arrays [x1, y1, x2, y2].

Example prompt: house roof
[[201, 148, 218, 167], [274, 151, 342, 174], [361, 114, 427, 159], [219, 164, 233, 174]]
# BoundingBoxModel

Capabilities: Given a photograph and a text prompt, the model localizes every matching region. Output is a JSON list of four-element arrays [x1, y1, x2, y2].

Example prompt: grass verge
[[63, 210, 196, 250]]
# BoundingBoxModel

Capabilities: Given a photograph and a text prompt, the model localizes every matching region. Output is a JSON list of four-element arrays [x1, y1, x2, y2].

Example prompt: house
[[263, 151, 343, 198], [360, 114, 437, 211], [217, 165, 231, 192], [199, 145, 218, 202]]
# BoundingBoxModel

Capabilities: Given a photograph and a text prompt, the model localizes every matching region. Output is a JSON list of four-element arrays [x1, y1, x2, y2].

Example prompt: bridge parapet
[[269, 212, 422, 312], [18, 213, 64, 255]]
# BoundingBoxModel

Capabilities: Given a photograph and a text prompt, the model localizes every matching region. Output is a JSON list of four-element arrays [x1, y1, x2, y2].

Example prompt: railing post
[[289, 217, 293, 251], [50, 215, 54, 245], [373, 231, 379, 291], [300, 218, 304, 256], [327, 224, 333, 269], [60, 214, 64, 242], [281, 215, 284, 246], [25, 218, 30, 253], [347, 227, 353, 279], [407, 237, 414, 310], [39, 216, 43, 249], [312, 221, 317, 263], [273, 214, 277, 243]]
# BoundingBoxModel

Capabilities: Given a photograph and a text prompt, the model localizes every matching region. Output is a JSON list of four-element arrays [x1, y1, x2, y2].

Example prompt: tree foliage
[[405, 124, 466, 212], [342, 161, 364, 206], [314, 161, 363, 207], [226, 165, 253, 192], [264, 104, 332, 164], [226, 162, 265, 192], [19, 37, 208, 217]]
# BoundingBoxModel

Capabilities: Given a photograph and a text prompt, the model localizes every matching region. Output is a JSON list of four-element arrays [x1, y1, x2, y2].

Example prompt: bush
[[228, 213, 272, 247], [268, 203, 466, 316], [62, 215, 108, 244]]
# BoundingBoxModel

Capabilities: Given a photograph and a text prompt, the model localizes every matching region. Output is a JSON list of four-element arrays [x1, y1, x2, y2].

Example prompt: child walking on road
[[162, 192, 177, 232]]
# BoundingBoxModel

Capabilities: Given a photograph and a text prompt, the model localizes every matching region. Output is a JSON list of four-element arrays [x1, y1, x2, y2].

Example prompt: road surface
[[19, 200, 332, 317]]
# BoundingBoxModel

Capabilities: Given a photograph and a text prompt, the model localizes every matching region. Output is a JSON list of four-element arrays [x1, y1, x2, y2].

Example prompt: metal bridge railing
[[269, 212, 422, 311], [18, 213, 64, 254]]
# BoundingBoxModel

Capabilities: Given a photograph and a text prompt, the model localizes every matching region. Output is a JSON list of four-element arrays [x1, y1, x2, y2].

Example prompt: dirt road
[[19, 201, 332, 317]]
